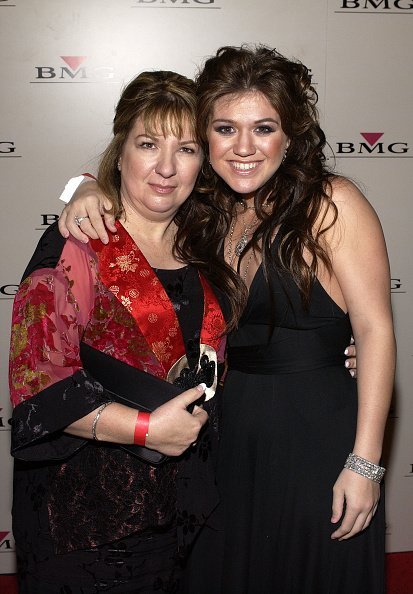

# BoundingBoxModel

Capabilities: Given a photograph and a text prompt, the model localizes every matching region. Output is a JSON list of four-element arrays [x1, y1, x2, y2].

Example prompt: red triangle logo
[[60, 56, 87, 71], [360, 132, 383, 146], [0, 532, 9, 543]]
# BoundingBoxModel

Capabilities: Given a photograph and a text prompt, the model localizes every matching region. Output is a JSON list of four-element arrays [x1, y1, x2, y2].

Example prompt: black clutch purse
[[80, 342, 183, 465]]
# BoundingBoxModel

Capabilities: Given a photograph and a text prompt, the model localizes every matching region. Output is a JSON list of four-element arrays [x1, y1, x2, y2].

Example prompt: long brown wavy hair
[[98, 70, 246, 330], [186, 45, 337, 308]]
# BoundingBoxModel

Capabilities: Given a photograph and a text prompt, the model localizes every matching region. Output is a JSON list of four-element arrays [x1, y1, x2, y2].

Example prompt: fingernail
[[344, 360, 350, 368], [349, 370, 355, 378], [197, 383, 206, 391], [344, 348, 349, 355]]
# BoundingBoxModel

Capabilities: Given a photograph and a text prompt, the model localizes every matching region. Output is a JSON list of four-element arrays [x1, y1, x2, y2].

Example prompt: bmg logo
[[391, 279, 405, 294], [33, 56, 114, 82], [0, 285, 18, 298], [335, 133, 410, 157], [36, 213, 59, 231], [0, 141, 14, 153], [0, 408, 12, 431], [339, 0, 413, 9], [0, 532, 14, 552], [0, 141, 20, 158], [134, 0, 219, 6]]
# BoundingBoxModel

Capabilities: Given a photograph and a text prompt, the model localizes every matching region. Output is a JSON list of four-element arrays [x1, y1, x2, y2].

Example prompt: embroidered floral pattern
[[9, 270, 83, 405], [91, 222, 226, 377], [111, 250, 139, 273]]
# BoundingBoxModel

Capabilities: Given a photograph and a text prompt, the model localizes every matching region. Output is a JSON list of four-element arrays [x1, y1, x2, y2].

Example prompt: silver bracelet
[[344, 452, 386, 483], [91, 401, 114, 441]]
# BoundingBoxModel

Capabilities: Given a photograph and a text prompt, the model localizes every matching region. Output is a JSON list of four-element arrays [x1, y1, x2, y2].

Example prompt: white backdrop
[[1, 0, 412, 574]]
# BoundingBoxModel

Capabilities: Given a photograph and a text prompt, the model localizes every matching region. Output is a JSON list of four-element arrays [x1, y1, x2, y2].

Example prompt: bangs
[[140, 104, 196, 139]]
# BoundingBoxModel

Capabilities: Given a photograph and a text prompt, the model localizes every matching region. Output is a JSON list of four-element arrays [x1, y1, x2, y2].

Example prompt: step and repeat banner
[[0, 0, 412, 573]]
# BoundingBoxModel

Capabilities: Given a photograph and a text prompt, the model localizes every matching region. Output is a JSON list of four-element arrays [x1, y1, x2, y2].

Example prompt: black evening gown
[[213, 239, 385, 593]]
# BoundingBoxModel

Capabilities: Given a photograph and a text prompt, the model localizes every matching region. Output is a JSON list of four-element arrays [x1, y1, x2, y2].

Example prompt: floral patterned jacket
[[9, 221, 226, 556]]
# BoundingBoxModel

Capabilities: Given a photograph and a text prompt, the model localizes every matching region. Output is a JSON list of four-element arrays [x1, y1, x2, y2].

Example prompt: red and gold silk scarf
[[91, 222, 225, 399]]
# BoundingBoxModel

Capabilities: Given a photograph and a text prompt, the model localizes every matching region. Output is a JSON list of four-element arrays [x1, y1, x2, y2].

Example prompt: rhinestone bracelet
[[344, 452, 386, 483], [91, 401, 114, 441]]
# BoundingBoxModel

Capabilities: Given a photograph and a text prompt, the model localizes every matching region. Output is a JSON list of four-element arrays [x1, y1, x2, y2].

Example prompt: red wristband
[[134, 412, 150, 446]]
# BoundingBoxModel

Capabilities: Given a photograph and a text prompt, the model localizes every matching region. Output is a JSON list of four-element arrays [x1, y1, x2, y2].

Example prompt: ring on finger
[[74, 215, 90, 227]]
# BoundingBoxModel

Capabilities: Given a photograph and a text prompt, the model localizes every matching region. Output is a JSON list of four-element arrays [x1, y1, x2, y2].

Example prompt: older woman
[[9, 70, 243, 593]]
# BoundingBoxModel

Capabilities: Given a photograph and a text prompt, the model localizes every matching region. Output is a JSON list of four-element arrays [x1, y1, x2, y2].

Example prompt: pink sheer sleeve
[[9, 238, 96, 407]]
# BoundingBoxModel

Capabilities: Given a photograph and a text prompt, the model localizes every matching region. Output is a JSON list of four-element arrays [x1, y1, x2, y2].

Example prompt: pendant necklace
[[227, 216, 257, 284], [227, 199, 271, 262], [227, 200, 270, 281], [226, 207, 261, 282], [227, 214, 257, 263]]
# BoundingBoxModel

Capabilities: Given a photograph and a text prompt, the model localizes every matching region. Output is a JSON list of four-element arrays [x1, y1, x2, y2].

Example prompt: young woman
[[191, 45, 395, 594]]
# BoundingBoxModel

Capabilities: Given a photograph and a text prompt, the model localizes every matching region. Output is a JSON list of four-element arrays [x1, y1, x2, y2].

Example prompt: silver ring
[[74, 215, 89, 227]]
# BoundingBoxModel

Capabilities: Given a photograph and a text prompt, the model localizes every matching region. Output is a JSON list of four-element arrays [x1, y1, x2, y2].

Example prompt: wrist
[[91, 401, 114, 441], [352, 444, 382, 466]]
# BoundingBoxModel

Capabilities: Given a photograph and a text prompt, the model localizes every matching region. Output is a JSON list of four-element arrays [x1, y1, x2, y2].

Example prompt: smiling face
[[118, 116, 203, 222], [207, 91, 290, 199]]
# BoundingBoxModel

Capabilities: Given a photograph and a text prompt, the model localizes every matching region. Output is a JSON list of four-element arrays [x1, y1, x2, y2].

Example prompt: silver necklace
[[237, 199, 272, 211], [227, 213, 259, 263], [227, 218, 257, 284]]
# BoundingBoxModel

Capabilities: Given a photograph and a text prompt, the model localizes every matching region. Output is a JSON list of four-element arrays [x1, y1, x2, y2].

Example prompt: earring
[[282, 148, 288, 163], [117, 159, 121, 171]]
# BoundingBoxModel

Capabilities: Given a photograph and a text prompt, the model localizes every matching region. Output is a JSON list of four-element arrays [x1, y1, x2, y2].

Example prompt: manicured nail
[[344, 360, 350, 368], [349, 370, 355, 378], [197, 383, 207, 391], [344, 348, 349, 355]]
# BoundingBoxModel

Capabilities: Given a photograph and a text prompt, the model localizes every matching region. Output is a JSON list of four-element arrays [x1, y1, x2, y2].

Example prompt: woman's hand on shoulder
[[330, 468, 380, 540], [58, 179, 116, 244], [145, 384, 208, 457]]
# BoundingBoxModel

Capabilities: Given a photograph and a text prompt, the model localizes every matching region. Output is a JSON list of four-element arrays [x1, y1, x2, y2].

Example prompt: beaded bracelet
[[344, 452, 386, 483], [91, 401, 114, 441]]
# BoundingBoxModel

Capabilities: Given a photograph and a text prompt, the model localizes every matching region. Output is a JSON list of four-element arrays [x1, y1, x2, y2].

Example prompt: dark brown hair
[[192, 45, 337, 306], [98, 70, 246, 330]]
